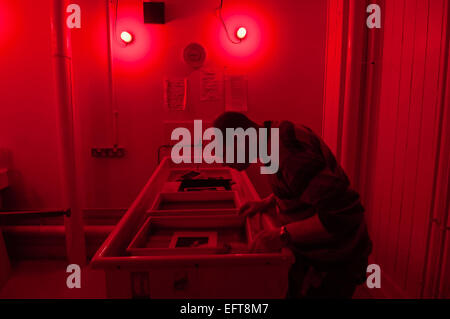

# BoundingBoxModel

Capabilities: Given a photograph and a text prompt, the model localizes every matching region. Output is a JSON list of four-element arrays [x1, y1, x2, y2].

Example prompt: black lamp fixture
[[143, 1, 165, 24]]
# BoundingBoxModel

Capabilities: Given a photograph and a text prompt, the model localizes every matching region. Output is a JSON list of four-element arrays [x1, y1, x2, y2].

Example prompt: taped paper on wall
[[200, 70, 222, 101], [164, 78, 187, 111], [225, 74, 247, 111]]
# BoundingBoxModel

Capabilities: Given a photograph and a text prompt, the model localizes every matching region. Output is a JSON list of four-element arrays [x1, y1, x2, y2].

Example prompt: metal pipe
[[0, 209, 71, 218], [50, 0, 86, 264], [106, 0, 120, 149]]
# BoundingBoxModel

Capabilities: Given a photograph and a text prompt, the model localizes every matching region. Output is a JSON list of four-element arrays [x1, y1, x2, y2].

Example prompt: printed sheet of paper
[[164, 78, 187, 111], [224, 74, 247, 111], [200, 70, 221, 101]]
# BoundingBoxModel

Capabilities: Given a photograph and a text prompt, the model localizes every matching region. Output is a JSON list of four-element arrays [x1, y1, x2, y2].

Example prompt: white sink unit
[[91, 157, 294, 299]]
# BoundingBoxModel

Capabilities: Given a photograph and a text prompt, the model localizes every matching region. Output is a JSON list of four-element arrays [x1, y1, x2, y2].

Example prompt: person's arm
[[239, 193, 276, 217], [250, 213, 334, 252], [261, 193, 276, 209], [284, 214, 334, 245]]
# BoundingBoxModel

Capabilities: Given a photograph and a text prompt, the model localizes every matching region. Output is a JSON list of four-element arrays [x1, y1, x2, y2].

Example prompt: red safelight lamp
[[236, 26, 247, 40], [120, 31, 134, 44]]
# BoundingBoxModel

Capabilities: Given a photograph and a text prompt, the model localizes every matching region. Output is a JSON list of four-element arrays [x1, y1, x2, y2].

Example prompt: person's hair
[[213, 112, 256, 133]]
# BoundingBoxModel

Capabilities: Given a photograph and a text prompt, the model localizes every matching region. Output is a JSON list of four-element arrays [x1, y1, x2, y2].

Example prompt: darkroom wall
[[0, 1, 62, 210], [363, 0, 450, 298], [0, 0, 327, 210], [71, 0, 328, 208]]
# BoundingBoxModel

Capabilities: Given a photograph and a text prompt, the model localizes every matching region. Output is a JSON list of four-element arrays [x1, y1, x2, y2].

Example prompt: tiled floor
[[0, 260, 374, 299], [353, 284, 375, 299], [0, 260, 106, 299]]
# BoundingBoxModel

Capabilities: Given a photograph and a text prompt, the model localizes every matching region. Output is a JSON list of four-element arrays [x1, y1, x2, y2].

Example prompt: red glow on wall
[[0, 2, 13, 50], [211, 5, 274, 67], [112, 14, 164, 69]]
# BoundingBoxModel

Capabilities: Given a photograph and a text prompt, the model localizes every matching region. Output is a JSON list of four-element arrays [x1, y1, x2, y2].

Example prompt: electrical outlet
[[91, 147, 126, 158]]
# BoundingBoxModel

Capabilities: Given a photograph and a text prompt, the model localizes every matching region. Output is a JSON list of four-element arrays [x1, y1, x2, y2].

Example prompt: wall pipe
[[0, 209, 71, 218], [106, 0, 121, 149], [50, 0, 86, 264], [340, 0, 370, 189]]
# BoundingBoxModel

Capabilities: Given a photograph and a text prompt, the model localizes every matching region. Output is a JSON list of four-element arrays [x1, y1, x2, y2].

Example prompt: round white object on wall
[[183, 43, 206, 69]]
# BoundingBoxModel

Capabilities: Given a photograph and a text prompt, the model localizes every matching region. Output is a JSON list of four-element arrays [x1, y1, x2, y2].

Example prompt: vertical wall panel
[[370, 0, 405, 274], [406, 0, 448, 296], [384, 0, 417, 279], [362, 0, 449, 297], [322, 0, 346, 157], [359, 0, 385, 257], [393, 0, 429, 291]]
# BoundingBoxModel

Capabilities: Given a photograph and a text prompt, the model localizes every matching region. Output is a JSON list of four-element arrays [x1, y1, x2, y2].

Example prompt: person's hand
[[239, 200, 267, 217], [250, 228, 284, 253], [239, 195, 275, 217]]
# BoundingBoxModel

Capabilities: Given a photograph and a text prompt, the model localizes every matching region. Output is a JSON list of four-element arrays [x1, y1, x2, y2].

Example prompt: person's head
[[213, 112, 261, 171], [213, 112, 258, 133]]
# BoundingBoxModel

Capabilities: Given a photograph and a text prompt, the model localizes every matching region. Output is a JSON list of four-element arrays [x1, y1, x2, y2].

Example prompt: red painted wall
[[0, 0, 327, 210], [70, 0, 328, 208], [362, 0, 449, 298], [0, 1, 62, 210]]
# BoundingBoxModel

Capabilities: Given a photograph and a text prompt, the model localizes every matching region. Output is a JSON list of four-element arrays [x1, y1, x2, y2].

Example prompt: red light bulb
[[120, 31, 133, 44], [236, 27, 247, 40]]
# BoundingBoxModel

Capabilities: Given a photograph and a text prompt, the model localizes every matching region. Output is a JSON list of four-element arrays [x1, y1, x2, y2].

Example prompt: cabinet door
[[147, 266, 197, 298]]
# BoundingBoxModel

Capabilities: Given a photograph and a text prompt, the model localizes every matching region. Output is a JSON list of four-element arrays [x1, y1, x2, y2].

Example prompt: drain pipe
[[50, 0, 86, 264]]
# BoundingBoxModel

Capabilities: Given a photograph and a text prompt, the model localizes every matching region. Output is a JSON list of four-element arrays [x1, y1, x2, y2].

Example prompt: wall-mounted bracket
[[91, 147, 126, 158]]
